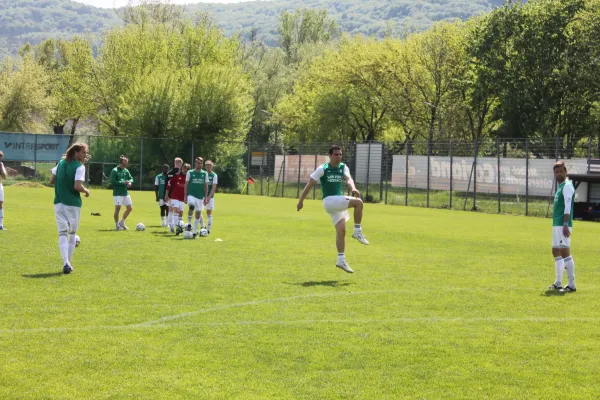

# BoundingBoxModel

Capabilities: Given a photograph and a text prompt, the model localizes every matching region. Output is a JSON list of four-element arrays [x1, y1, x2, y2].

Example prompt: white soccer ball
[[177, 220, 186, 229], [75, 235, 81, 247], [136, 223, 145, 231], [183, 230, 194, 239], [199, 228, 209, 237]]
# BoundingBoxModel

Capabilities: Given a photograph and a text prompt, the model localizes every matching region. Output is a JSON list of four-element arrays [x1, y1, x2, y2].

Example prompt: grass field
[[1, 186, 600, 399]]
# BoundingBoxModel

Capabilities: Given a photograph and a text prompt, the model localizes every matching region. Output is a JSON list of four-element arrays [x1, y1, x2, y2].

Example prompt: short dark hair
[[119, 155, 128, 164], [553, 161, 567, 171], [328, 145, 342, 155], [162, 164, 169, 169]]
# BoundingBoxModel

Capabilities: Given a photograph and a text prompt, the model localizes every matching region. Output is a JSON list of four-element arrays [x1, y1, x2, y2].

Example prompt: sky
[[72, 0, 255, 8]]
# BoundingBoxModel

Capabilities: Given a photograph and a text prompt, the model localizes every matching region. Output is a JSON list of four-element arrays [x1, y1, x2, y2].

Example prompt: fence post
[[260, 147, 265, 195], [246, 142, 251, 195], [497, 139, 501, 214], [34, 134, 38, 180], [139, 137, 143, 191], [282, 144, 286, 198], [296, 144, 303, 199], [587, 136, 593, 173], [405, 141, 409, 206], [525, 139, 529, 216], [383, 144, 388, 205], [427, 139, 431, 208], [449, 140, 453, 209], [365, 141, 372, 200], [473, 141, 478, 210], [313, 147, 318, 200]]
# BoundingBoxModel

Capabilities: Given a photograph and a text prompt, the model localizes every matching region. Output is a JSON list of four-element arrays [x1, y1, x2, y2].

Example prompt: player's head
[[65, 143, 89, 163], [174, 157, 183, 169], [195, 157, 204, 170], [328, 145, 343, 164], [553, 160, 567, 182], [205, 160, 213, 173], [119, 155, 128, 167], [182, 163, 191, 174], [162, 164, 169, 174]]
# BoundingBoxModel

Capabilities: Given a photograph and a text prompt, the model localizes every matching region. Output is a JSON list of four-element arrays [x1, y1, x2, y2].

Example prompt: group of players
[[109, 154, 218, 237]]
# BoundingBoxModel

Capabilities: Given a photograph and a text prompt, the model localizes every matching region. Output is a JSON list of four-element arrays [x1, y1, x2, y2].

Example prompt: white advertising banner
[[274, 155, 329, 183], [391, 156, 587, 196]]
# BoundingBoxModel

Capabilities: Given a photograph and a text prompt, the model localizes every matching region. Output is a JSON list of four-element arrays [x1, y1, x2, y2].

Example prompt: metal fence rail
[[1, 131, 598, 218]]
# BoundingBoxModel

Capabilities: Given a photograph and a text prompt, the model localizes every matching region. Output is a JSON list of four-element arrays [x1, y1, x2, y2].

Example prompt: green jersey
[[53, 159, 84, 207], [553, 180, 575, 227], [111, 166, 133, 196], [155, 173, 167, 199], [207, 172, 218, 198], [186, 169, 208, 199], [311, 162, 350, 199]]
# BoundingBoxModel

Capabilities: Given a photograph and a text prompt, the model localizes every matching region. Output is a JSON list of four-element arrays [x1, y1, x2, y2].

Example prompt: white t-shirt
[[310, 165, 351, 182], [51, 165, 86, 181], [563, 181, 575, 215]]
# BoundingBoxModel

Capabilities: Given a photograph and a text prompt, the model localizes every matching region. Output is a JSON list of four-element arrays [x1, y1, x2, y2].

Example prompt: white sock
[[208, 215, 213, 231], [354, 223, 361, 232], [68, 234, 77, 264], [554, 257, 564, 286], [167, 212, 172, 226], [337, 253, 345, 263], [58, 235, 70, 265], [564, 256, 576, 288], [193, 218, 199, 233], [0, 208, 4, 227], [199, 215, 205, 229]]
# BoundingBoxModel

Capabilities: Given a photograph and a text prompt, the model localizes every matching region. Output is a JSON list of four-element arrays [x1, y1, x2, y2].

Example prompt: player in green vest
[[204, 160, 218, 233], [111, 155, 134, 231], [297, 145, 369, 273], [184, 156, 209, 236], [0, 149, 6, 230], [548, 160, 577, 292], [50, 143, 90, 274], [154, 164, 169, 226]]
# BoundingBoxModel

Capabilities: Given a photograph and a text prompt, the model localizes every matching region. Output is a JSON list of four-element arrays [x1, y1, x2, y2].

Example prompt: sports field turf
[[1, 186, 600, 399]]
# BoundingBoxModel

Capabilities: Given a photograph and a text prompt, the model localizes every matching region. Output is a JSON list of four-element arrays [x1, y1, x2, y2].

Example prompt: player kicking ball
[[297, 145, 369, 273]]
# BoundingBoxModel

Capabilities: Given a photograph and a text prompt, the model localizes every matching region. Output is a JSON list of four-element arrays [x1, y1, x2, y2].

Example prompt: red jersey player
[[165, 163, 190, 233]]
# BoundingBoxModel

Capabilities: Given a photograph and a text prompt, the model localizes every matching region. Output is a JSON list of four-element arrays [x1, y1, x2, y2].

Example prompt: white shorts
[[55, 203, 81, 234], [171, 199, 185, 212], [158, 199, 166, 207], [552, 226, 572, 248], [0, 183, 3, 202], [323, 195, 351, 226], [205, 198, 215, 211], [114, 196, 132, 207], [187, 195, 205, 211]]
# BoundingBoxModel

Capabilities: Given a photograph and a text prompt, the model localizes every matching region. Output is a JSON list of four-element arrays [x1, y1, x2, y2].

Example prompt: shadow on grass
[[150, 231, 171, 236], [285, 280, 355, 288], [543, 289, 567, 297], [22, 272, 63, 279]]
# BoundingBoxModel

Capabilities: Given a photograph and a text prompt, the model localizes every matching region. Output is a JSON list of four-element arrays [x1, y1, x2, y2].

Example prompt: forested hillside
[[0, 0, 506, 58]]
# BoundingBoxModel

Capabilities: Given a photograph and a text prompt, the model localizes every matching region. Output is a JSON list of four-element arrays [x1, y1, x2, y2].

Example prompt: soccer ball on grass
[[75, 235, 81, 247], [136, 223, 145, 231], [199, 228, 209, 237]]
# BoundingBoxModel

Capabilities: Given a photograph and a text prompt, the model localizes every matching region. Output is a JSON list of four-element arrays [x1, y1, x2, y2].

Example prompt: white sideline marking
[[1, 290, 598, 334]]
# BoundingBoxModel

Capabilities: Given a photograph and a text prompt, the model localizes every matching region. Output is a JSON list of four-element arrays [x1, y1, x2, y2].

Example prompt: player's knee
[[127, 206, 133, 211], [189, 204, 195, 212]]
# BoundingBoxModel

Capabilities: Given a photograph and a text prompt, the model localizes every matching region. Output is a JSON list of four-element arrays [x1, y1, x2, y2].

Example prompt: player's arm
[[297, 178, 318, 211], [165, 179, 173, 202], [110, 169, 122, 187], [0, 162, 6, 179], [344, 166, 360, 197], [49, 165, 57, 185], [154, 176, 159, 201], [204, 174, 209, 200], [207, 181, 217, 200], [74, 166, 90, 197], [562, 183, 574, 237]]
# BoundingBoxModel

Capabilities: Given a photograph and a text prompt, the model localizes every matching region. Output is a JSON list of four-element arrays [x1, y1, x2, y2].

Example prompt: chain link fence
[[1, 132, 599, 218]]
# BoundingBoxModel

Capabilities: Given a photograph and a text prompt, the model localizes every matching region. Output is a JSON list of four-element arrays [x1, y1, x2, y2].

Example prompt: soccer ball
[[183, 230, 194, 239], [75, 235, 81, 247], [199, 228, 209, 237], [136, 223, 145, 231], [177, 220, 186, 229]]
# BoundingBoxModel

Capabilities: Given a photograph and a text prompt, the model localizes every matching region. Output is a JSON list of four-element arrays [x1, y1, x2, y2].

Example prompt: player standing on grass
[[184, 157, 209, 237], [50, 143, 90, 274], [0, 150, 7, 230], [548, 161, 577, 293], [166, 162, 190, 235], [204, 160, 218, 234], [111, 155, 134, 231], [166, 157, 182, 231], [297, 145, 369, 273], [155, 164, 169, 227]]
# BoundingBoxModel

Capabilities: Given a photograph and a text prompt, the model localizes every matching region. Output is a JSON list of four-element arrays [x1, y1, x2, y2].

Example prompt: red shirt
[[167, 173, 186, 201]]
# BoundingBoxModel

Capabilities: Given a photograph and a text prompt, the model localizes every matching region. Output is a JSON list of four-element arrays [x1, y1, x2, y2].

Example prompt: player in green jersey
[[204, 160, 218, 233], [50, 143, 90, 274], [184, 156, 209, 236], [0, 150, 6, 230], [548, 161, 577, 293], [155, 164, 169, 226], [111, 155, 134, 231], [297, 145, 369, 273]]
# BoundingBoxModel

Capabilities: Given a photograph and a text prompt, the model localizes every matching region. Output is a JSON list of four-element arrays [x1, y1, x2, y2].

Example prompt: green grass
[[1, 187, 600, 399]]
